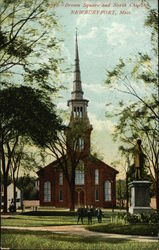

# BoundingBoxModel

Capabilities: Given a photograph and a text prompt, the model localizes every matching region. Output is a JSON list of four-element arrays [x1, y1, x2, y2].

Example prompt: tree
[[116, 179, 126, 209], [105, 5, 158, 211], [0, 86, 61, 212], [42, 119, 91, 211], [0, 0, 66, 213], [9, 136, 44, 211], [17, 174, 39, 200], [114, 103, 158, 210], [105, 6, 158, 122], [0, 0, 63, 93]]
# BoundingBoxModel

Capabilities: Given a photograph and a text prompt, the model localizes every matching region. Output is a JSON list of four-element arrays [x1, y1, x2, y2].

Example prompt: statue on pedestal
[[134, 139, 145, 180], [129, 139, 151, 214]]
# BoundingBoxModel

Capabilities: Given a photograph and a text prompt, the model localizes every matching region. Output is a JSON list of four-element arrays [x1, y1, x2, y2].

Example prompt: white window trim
[[75, 170, 84, 185], [104, 181, 111, 201], [44, 181, 51, 202], [75, 161, 84, 185], [95, 169, 99, 185], [59, 172, 63, 185]]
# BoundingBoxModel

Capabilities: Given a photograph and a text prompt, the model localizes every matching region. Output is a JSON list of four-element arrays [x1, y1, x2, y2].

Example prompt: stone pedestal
[[129, 181, 152, 214]]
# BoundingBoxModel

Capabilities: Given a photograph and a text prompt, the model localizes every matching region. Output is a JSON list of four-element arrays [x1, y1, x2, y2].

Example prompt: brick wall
[[38, 156, 118, 209]]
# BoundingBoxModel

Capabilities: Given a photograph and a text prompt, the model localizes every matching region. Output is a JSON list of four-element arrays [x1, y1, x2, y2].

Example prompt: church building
[[37, 33, 118, 209]]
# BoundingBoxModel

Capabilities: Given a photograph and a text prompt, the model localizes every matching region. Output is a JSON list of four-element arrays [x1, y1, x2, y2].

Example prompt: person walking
[[96, 207, 102, 223], [87, 206, 93, 225], [77, 206, 84, 224]]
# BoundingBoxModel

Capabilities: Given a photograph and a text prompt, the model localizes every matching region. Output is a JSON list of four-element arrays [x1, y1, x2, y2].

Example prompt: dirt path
[[2, 225, 158, 243]]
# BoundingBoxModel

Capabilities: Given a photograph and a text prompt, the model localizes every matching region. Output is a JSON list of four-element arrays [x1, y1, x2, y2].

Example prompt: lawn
[[1, 215, 78, 227], [1, 212, 112, 227], [86, 223, 159, 237], [1, 229, 158, 250]]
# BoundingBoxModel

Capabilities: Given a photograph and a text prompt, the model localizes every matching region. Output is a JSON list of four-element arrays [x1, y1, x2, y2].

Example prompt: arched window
[[73, 106, 83, 119], [79, 137, 84, 151], [77, 107, 80, 116], [95, 169, 99, 185], [74, 138, 84, 152], [73, 107, 76, 118], [59, 172, 63, 185], [75, 160, 84, 185], [44, 181, 51, 202], [80, 107, 83, 118], [104, 181, 111, 201]]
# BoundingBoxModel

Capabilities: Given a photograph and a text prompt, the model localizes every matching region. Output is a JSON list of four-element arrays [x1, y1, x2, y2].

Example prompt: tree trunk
[[70, 183, 75, 211], [126, 172, 129, 212], [13, 177, 17, 212], [3, 174, 8, 213], [155, 171, 159, 211]]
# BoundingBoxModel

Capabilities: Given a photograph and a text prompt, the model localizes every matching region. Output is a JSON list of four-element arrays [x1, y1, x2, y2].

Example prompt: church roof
[[37, 154, 118, 175], [89, 154, 119, 174]]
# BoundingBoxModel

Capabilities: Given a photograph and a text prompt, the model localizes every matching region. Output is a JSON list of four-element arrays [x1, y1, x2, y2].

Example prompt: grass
[[1, 212, 112, 227], [1, 215, 78, 227], [86, 223, 159, 237], [1, 229, 158, 250]]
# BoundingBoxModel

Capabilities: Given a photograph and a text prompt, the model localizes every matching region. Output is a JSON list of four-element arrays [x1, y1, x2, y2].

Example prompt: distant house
[[37, 33, 118, 209], [1, 183, 22, 209]]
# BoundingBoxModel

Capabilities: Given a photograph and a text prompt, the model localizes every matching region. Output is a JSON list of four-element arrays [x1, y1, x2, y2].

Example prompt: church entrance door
[[75, 188, 85, 207]]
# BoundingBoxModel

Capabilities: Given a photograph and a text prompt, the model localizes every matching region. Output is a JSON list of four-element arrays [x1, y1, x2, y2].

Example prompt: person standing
[[77, 207, 84, 224], [96, 207, 102, 223], [87, 206, 93, 225]]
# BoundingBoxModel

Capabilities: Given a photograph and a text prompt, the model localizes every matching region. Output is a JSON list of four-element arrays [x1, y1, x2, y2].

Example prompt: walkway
[[2, 225, 158, 242]]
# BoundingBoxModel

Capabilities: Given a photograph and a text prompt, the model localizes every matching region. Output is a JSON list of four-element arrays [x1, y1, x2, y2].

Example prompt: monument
[[129, 139, 152, 214]]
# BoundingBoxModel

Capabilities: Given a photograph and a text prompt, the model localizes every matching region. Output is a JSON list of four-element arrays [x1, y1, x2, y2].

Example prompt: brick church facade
[[37, 33, 118, 209]]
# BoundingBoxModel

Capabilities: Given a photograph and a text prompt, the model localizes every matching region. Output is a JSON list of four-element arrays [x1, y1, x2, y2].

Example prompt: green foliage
[[117, 212, 159, 225], [0, 85, 62, 212], [116, 179, 126, 209], [87, 222, 159, 237], [0, 0, 66, 213], [144, 8, 158, 49], [0, 86, 62, 146], [0, 0, 64, 93], [17, 175, 38, 200], [104, 3, 158, 209]]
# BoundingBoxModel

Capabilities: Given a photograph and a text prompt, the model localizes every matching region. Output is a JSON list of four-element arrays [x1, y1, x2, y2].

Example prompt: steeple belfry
[[67, 31, 93, 156], [72, 31, 83, 100], [67, 31, 92, 131]]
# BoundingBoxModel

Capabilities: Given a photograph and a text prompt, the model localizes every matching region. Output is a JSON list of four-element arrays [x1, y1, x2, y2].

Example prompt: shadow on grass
[[2, 229, 129, 245], [86, 223, 159, 237]]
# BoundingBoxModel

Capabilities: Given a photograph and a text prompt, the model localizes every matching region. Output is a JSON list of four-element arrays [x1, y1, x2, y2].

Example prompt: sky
[[52, 0, 157, 174]]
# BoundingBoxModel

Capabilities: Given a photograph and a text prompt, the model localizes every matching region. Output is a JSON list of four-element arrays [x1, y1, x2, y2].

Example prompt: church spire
[[71, 31, 83, 100], [67, 31, 91, 127]]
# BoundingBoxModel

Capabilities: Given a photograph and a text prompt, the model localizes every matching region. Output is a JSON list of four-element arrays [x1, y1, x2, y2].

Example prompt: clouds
[[76, 14, 92, 28], [83, 82, 105, 94], [104, 22, 132, 46], [57, 101, 68, 110], [89, 112, 115, 133], [78, 26, 98, 40]]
